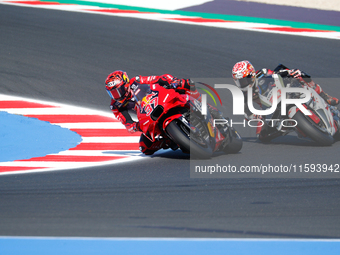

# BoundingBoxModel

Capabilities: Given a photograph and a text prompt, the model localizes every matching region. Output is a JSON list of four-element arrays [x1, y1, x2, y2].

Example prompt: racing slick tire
[[293, 111, 334, 146], [165, 120, 213, 159], [223, 127, 243, 154]]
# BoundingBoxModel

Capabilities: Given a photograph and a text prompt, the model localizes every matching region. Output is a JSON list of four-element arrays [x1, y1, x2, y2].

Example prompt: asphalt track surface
[[1, 4, 340, 238]]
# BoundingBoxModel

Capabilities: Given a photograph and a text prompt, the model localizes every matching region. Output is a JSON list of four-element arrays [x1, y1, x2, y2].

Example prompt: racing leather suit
[[110, 74, 199, 155]]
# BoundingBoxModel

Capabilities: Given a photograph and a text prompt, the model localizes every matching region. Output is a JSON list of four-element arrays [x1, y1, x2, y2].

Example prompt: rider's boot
[[139, 134, 175, 155], [139, 136, 161, 155], [257, 121, 282, 143], [305, 81, 339, 106], [319, 91, 339, 106], [330, 106, 340, 140]]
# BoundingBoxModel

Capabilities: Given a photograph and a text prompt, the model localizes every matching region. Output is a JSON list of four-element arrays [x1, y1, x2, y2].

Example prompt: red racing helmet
[[232, 60, 256, 91], [105, 70, 130, 101]]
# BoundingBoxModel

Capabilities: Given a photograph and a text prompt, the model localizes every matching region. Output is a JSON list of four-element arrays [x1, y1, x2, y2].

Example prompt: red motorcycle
[[132, 82, 242, 158]]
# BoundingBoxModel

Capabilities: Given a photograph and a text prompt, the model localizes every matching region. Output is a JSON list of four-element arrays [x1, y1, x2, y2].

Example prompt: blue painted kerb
[[0, 111, 82, 162]]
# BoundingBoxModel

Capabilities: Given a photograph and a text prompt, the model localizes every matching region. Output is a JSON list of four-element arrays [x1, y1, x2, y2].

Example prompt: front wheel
[[223, 127, 243, 154], [293, 111, 334, 146], [165, 120, 213, 159]]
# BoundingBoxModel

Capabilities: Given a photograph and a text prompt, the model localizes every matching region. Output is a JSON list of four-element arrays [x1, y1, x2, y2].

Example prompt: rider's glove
[[170, 78, 182, 88], [157, 76, 171, 88], [288, 69, 314, 84], [288, 69, 303, 78], [256, 68, 268, 78], [171, 78, 195, 90], [130, 76, 140, 84]]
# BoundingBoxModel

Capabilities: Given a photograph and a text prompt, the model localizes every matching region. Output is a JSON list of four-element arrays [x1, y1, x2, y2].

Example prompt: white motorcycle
[[256, 73, 340, 146]]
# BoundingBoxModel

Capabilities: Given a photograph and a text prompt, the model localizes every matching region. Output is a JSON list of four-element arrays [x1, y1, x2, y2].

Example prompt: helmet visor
[[106, 85, 126, 100], [235, 74, 255, 89]]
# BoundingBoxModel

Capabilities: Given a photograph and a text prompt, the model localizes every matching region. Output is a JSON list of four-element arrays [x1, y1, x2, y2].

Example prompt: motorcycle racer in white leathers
[[231, 60, 340, 141]]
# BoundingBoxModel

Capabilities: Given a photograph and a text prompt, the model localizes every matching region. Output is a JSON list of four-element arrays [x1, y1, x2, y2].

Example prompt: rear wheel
[[165, 120, 213, 159], [293, 111, 334, 146]]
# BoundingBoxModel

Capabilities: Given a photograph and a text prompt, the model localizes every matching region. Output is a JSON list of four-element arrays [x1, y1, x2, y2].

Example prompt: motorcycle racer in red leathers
[[231, 60, 340, 142], [105, 70, 201, 155]]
